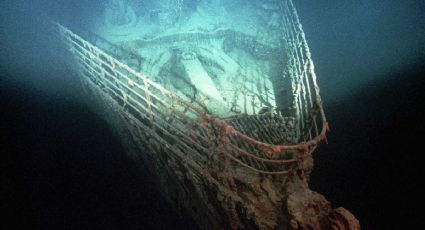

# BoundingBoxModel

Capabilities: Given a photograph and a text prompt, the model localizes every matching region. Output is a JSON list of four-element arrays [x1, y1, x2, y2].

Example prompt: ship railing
[[279, 0, 328, 142], [54, 0, 327, 175]]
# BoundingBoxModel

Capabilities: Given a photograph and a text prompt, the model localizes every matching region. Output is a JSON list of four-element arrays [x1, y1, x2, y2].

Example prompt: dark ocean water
[[3, 60, 424, 230], [0, 77, 194, 229], [309, 60, 425, 229], [1, 0, 424, 229]]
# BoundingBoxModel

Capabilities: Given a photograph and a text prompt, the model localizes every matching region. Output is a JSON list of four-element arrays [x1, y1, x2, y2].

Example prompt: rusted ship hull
[[53, 0, 360, 228], [74, 78, 359, 229]]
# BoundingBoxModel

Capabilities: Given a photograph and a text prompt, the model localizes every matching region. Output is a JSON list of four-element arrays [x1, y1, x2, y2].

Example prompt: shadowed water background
[[2, 0, 424, 229]]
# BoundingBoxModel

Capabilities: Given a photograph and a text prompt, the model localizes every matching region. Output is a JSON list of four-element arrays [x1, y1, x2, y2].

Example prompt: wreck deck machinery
[[54, 0, 359, 229]]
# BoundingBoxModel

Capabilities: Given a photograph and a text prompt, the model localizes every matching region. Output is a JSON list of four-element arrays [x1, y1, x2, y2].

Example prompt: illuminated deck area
[[53, 1, 359, 229]]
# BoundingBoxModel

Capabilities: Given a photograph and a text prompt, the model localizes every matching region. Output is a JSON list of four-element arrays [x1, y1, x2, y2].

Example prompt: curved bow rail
[[54, 0, 327, 175]]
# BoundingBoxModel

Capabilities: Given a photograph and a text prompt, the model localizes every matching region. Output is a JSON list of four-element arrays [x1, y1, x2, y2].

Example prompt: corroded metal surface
[[54, 0, 359, 229]]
